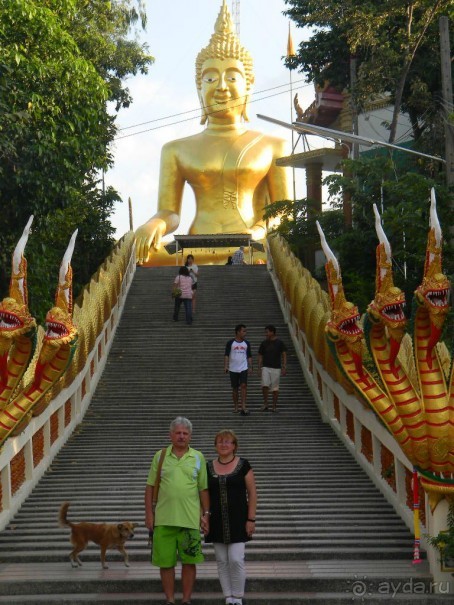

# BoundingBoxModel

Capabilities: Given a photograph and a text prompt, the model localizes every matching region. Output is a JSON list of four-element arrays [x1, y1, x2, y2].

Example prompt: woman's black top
[[205, 457, 252, 544]]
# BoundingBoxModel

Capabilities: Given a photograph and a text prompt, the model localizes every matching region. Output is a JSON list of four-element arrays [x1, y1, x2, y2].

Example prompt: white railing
[[0, 236, 136, 530]]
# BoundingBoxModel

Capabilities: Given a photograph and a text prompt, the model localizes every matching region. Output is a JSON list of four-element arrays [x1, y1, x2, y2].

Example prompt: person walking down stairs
[[172, 266, 193, 325], [185, 254, 199, 315], [258, 324, 287, 413], [224, 324, 253, 416]]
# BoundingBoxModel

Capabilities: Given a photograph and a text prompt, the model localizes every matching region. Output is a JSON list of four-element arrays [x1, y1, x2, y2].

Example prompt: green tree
[[325, 157, 454, 308], [284, 0, 453, 144], [264, 197, 344, 271], [266, 156, 454, 312], [0, 0, 153, 320], [53, 0, 151, 110]]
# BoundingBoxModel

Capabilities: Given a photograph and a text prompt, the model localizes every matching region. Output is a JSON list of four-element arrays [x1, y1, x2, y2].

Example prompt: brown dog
[[59, 502, 137, 569]]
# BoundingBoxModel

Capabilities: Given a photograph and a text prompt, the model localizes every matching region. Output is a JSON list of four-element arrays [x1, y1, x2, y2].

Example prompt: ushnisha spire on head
[[196, 0, 254, 124]]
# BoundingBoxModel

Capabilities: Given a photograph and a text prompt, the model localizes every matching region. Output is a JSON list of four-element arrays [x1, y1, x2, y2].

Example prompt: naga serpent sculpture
[[0, 216, 37, 409], [0, 227, 78, 446], [317, 188, 453, 510]]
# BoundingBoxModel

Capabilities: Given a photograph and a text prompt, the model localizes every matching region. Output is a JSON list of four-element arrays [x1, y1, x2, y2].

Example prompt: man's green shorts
[[152, 526, 204, 567]]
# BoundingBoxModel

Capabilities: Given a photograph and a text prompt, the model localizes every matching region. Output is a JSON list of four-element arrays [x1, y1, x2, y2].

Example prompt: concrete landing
[[1, 559, 451, 604]]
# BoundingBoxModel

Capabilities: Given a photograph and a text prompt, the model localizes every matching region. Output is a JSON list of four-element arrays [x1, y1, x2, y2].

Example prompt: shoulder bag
[[149, 447, 167, 554], [152, 447, 167, 513], [172, 276, 182, 298]]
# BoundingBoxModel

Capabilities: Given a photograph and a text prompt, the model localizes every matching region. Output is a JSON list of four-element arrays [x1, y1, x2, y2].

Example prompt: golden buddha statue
[[135, 0, 290, 264]]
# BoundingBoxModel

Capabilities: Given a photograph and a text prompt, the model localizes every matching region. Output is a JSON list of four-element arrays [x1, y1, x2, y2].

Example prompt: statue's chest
[[179, 138, 273, 188]]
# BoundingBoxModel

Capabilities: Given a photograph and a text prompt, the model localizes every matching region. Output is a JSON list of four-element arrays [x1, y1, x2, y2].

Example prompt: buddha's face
[[200, 58, 248, 123]]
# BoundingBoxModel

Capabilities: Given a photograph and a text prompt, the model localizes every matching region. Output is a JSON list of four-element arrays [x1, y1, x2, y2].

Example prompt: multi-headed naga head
[[367, 204, 406, 368], [36, 231, 78, 371], [0, 216, 36, 343], [316, 221, 364, 375], [0, 217, 36, 387], [0, 297, 34, 341], [414, 189, 450, 363]]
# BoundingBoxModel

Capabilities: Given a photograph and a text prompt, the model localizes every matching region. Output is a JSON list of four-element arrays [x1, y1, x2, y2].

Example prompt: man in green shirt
[[145, 417, 210, 605]]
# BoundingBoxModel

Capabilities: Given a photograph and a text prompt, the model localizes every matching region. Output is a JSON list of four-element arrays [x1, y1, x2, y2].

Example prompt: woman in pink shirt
[[172, 266, 193, 324]]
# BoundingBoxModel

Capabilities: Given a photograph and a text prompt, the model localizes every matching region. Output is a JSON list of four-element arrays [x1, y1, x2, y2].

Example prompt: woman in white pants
[[206, 430, 257, 605]]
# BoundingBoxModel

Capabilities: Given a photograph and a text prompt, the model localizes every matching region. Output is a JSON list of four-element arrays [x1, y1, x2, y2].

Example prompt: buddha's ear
[[198, 92, 208, 125], [241, 94, 250, 122]]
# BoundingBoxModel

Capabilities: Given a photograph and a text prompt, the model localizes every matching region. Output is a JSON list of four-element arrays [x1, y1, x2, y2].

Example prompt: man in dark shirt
[[258, 325, 287, 412]]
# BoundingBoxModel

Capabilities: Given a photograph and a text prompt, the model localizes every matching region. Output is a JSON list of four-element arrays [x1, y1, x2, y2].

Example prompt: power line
[[117, 78, 309, 133], [360, 111, 416, 144], [115, 82, 311, 141], [114, 78, 445, 148]]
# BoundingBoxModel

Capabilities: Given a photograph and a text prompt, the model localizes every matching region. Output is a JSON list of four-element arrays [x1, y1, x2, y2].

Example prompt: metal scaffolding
[[232, 0, 240, 36]]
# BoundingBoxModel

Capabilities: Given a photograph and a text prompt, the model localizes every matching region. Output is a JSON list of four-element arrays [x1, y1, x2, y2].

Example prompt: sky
[[104, 0, 317, 241]]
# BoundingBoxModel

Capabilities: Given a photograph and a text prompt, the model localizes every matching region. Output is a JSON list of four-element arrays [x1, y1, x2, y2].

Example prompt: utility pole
[[287, 22, 297, 203], [439, 16, 454, 188], [128, 197, 134, 232], [349, 55, 359, 160]]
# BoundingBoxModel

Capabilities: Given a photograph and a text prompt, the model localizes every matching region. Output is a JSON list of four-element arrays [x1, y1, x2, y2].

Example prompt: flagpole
[[290, 69, 297, 202], [287, 22, 297, 203]]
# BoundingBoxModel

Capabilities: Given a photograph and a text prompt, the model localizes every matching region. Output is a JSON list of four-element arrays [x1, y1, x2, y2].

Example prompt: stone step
[[29, 470, 378, 479], [0, 561, 450, 603], [6, 589, 449, 604], [0, 533, 415, 548], [3, 592, 451, 604], [0, 560, 437, 592], [3, 519, 407, 533], [20, 491, 392, 501], [9, 505, 403, 517], [0, 529, 412, 544], [0, 594, 451, 604], [1, 550, 418, 566], [10, 507, 402, 522], [0, 548, 417, 565]]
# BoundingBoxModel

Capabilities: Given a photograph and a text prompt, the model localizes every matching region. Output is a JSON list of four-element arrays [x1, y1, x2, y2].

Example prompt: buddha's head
[[196, 0, 254, 125]]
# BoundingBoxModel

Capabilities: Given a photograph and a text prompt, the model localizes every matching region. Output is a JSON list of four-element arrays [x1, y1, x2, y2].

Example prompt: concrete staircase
[[0, 266, 450, 603]]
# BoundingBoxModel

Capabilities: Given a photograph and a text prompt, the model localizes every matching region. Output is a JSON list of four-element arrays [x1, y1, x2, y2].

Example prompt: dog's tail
[[59, 502, 73, 528]]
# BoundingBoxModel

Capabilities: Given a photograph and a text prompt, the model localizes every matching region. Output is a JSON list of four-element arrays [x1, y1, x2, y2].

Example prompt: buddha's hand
[[135, 218, 167, 263], [249, 224, 266, 241]]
